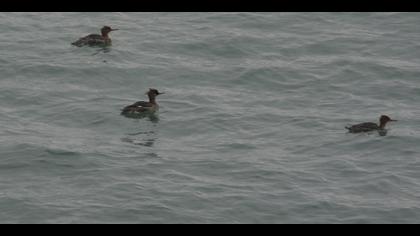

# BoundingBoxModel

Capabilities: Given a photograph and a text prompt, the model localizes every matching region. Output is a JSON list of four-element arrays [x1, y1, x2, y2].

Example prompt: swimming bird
[[346, 115, 397, 133], [72, 26, 118, 47], [121, 89, 164, 116]]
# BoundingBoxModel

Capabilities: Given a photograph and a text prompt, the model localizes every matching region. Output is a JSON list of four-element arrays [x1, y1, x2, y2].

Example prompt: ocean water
[[1, 12, 420, 224]]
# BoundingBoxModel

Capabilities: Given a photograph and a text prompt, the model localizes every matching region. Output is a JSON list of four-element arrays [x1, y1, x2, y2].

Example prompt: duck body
[[121, 89, 164, 117], [121, 101, 159, 115], [346, 115, 397, 133], [346, 122, 380, 133], [72, 34, 112, 47], [72, 26, 118, 47]]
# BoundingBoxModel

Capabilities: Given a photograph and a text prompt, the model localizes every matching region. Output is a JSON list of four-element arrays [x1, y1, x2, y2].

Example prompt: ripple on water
[[1, 12, 420, 223]]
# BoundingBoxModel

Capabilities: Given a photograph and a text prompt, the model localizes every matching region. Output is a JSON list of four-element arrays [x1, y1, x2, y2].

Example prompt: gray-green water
[[1, 12, 420, 223]]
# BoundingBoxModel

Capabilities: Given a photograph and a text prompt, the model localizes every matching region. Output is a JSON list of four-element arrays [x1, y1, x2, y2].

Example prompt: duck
[[72, 26, 118, 47], [346, 115, 397, 133], [121, 89, 164, 116]]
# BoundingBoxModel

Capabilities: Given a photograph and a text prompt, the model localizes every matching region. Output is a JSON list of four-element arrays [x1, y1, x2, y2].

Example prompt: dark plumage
[[121, 89, 164, 116], [346, 115, 397, 133], [72, 26, 118, 47]]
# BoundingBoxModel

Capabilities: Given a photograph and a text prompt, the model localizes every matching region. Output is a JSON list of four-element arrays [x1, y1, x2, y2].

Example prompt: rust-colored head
[[101, 26, 118, 36], [146, 88, 164, 97], [145, 88, 164, 104], [379, 115, 397, 128]]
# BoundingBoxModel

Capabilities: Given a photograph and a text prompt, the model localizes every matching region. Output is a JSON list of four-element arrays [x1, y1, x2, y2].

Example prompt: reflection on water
[[127, 131, 155, 136], [121, 136, 156, 147], [121, 113, 160, 123], [378, 129, 388, 136], [121, 113, 159, 147], [122, 131, 157, 147], [121, 129, 157, 147], [91, 47, 112, 56]]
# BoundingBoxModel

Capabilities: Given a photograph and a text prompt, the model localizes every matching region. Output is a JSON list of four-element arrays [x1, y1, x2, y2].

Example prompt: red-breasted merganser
[[72, 26, 118, 47], [121, 89, 164, 115], [346, 115, 397, 133]]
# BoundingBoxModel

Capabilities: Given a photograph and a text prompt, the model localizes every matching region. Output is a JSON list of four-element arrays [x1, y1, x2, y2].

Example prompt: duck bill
[[158, 92, 165, 95], [111, 29, 119, 31], [390, 119, 398, 122]]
